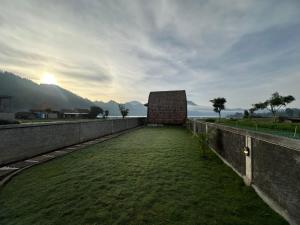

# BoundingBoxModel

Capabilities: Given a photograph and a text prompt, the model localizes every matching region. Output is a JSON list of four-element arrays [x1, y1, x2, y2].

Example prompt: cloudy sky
[[0, 0, 300, 107]]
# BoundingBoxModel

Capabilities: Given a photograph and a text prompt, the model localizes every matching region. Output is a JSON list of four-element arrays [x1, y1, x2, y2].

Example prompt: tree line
[[88, 104, 129, 119], [210, 92, 296, 122]]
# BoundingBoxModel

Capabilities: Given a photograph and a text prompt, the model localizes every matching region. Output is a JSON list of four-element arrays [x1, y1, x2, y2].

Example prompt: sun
[[40, 73, 57, 85]]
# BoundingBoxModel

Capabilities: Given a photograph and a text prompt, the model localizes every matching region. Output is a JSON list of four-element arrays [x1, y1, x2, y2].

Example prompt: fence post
[[244, 135, 252, 186], [193, 119, 196, 135]]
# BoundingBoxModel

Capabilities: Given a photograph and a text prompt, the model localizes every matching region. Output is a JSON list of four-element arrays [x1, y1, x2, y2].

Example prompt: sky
[[0, 0, 300, 107]]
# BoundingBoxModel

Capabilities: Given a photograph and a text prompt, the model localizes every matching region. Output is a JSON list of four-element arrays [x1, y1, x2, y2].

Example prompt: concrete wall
[[187, 119, 300, 225], [0, 118, 145, 166], [0, 113, 15, 120]]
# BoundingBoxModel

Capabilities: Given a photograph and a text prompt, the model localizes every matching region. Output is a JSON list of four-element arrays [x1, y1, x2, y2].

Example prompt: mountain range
[[0, 71, 149, 116], [0, 71, 244, 117]]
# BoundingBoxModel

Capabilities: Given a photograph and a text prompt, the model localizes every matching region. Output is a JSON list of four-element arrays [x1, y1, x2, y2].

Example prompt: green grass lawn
[[0, 127, 288, 225], [214, 118, 300, 139]]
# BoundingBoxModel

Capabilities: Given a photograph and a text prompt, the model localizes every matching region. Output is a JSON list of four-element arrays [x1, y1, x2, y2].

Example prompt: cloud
[[0, 0, 299, 107]]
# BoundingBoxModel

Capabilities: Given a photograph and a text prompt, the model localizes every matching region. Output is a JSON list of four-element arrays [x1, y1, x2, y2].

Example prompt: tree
[[251, 102, 267, 118], [210, 98, 226, 122], [103, 110, 109, 119], [253, 102, 268, 110], [119, 104, 129, 119], [88, 106, 103, 119], [253, 92, 295, 121], [243, 110, 250, 119], [249, 108, 256, 118]]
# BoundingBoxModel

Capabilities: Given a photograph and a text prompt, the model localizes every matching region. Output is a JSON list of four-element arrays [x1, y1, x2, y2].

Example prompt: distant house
[[47, 112, 59, 119], [61, 108, 90, 118], [30, 109, 59, 119], [146, 90, 187, 125], [15, 112, 36, 119], [0, 96, 15, 120]]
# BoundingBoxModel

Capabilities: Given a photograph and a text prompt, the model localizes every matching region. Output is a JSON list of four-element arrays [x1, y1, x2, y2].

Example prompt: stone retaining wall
[[187, 119, 300, 225], [0, 118, 145, 166]]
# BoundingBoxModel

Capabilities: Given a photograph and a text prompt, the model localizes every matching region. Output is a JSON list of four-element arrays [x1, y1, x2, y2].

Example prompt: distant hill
[[94, 100, 146, 116], [187, 100, 197, 106], [0, 71, 94, 112], [0, 71, 147, 116]]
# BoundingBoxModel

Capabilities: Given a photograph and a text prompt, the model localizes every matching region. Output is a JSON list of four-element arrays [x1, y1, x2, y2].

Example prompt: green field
[[208, 118, 300, 139], [0, 127, 287, 225]]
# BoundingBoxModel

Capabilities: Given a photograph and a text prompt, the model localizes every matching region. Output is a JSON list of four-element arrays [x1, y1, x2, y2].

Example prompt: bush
[[87, 106, 103, 119]]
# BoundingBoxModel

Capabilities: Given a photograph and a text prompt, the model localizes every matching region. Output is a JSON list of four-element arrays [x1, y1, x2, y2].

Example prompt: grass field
[[213, 118, 300, 139], [0, 127, 288, 225]]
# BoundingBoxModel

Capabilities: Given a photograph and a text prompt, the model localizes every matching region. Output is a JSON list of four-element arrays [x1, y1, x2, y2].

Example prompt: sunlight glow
[[40, 73, 57, 85]]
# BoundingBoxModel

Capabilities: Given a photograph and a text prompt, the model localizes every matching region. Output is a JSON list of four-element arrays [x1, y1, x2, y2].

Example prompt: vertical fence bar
[[244, 135, 252, 186]]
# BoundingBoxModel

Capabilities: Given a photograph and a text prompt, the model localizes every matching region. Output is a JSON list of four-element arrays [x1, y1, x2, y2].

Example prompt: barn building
[[146, 90, 187, 125]]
